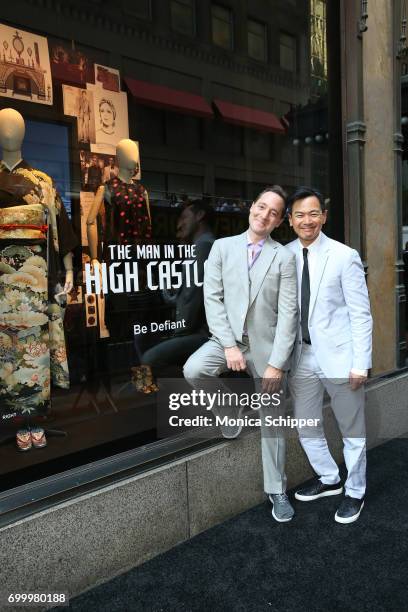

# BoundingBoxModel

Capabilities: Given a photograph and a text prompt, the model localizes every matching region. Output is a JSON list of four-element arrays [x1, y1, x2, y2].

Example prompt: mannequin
[[0, 109, 74, 291], [0, 108, 77, 427], [87, 138, 150, 264], [86, 138, 155, 392]]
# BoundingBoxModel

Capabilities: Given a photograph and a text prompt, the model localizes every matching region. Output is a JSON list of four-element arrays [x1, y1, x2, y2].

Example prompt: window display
[[0, 0, 338, 493], [0, 108, 77, 446]]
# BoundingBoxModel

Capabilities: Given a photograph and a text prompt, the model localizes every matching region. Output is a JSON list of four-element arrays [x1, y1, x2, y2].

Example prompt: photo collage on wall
[[50, 37, 141, 339]]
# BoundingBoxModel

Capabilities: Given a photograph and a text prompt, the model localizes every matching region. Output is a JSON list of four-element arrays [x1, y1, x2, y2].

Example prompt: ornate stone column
[[362, 0, 403, 372]]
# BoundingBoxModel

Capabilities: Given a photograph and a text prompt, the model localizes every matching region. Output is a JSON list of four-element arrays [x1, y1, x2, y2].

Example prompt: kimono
[[0, 160, 77, 416]]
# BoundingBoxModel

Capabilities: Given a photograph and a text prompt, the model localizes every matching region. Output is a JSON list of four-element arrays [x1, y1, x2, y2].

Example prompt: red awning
[[124, 77, 213, 119], [213, 99, 286, 134]]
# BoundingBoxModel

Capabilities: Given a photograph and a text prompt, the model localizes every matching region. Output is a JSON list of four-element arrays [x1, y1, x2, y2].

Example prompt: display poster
[[49, 38, 95, 85], [94, 64, 120, 92], [88, 84, 129, 155], [84, 243, 200, 298], [63, 85, 96, 144], [80, 151, 117, 191], [0, 23, 53, 105]]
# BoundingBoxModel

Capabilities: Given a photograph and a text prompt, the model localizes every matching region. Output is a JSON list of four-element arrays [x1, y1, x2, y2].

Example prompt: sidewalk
[[67, 438, 407, 612]]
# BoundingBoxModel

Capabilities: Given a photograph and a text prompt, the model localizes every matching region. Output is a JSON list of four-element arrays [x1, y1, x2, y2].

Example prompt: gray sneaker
[[217, 405, 244, 439], [269, 493, 295, 522]]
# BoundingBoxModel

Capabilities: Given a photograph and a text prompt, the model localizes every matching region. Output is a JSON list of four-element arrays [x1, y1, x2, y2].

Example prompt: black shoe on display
[[295, 478, 343, 501], [335, 496, 365, 524]]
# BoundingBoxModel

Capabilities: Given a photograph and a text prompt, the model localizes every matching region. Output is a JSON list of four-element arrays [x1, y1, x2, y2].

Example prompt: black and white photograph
[[62, 85, 96, 144], [80, 149, 140, 192], [88, 83, 129, 154], [0, 23, 52, 105]]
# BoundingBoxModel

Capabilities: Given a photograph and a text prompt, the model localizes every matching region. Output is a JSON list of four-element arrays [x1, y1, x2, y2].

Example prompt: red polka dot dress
[[104, 176, 151, 251]]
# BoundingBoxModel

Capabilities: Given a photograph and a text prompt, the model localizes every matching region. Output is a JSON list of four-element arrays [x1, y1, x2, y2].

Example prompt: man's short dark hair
[[254, 185, 288, 217], [186, 199, 215, 228], [286, 186, 326, 214]]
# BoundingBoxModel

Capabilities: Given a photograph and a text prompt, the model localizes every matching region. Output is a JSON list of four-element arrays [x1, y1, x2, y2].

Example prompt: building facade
[[0, 0, 407, 600]]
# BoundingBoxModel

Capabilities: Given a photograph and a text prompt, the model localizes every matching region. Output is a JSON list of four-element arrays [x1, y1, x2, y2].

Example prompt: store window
[[0, 0, 340, 494], [248, 18, 267, 62], [245, 129, 271, 161], [171, 0, 195, 36], [280, 32, 297, 72], [130, 104, 165, 146], [210, 119, 243, 155], [212, 4, 233, 50], [165, 112, 201, 149]]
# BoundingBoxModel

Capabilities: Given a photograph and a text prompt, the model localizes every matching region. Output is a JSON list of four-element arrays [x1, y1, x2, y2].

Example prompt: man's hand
[[262, 365, 283, 393], [349, 371, 367, 391], [224, 346, 246, 372]]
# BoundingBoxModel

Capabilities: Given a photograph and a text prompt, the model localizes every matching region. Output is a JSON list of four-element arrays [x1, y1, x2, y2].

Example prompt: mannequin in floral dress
[[0, 109, 77, 448]]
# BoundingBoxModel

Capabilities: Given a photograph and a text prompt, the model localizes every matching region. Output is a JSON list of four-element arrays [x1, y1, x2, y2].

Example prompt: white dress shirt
[[294, 232, 367, 377]]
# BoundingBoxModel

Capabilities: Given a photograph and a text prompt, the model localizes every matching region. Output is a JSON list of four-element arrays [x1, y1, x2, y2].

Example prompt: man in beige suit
[[183, 186, 298, 522]]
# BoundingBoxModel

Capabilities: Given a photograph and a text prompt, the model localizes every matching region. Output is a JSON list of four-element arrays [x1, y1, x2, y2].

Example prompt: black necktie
[[301, 248, 311, 343]]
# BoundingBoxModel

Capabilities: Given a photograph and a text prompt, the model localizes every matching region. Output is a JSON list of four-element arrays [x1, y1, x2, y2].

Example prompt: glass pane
[[212, 4, 230, 22], [0, 0, 340, 490], [280, 32, 295, 50], [248, 19, 264, 37], [165, 113, 200, 148], [168, 173, 203, 198], [280, 37, 296, 71], [212, 17, 232, 49], [171, 0, 194, 35], [248, 32, 266, 61]]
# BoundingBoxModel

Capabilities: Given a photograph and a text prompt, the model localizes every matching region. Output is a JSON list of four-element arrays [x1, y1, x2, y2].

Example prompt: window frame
[[279, 30, 297, 73], [170, 0, 196, 37], [247, 17, 267, 62], [211, 3, 234, 51]]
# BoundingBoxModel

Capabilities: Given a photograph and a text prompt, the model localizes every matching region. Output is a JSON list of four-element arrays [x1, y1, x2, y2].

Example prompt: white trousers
[[289, 344, 366, 499]]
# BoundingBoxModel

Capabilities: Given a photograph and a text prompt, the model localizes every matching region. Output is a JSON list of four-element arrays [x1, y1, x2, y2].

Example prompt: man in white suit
[[184, 186, 298, 522], [287, 187, 372, 524]]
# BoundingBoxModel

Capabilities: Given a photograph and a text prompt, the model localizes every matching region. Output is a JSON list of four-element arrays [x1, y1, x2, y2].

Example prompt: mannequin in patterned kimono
[[87, 138, 157, 392], [0, 109, 77, 429]]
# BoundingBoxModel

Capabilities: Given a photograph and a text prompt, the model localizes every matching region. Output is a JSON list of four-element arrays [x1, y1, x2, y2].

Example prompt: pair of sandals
[[16, 427, 47, 451]]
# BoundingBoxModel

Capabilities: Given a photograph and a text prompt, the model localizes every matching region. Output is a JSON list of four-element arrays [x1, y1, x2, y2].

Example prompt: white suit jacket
[[287, 232, 373, 379]]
